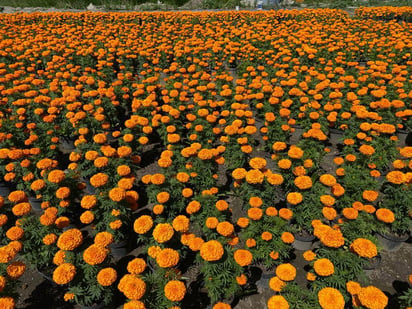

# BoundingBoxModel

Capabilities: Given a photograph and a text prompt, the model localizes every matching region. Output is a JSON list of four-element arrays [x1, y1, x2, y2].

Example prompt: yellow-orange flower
[[314, 258, 334, 276], [350, 238, 377, 258], [57, 229, 83, 251], [318, 287, 345, 309], [53, 263, 76, 285], [164, 280, 186, 302], [200, 240, 224, 262], [276, 263, 296, 281], [358, 286, 388, 309], [153, 223, 174, 243], [233, 249, 253, 267], [97, 267, 117, 286]]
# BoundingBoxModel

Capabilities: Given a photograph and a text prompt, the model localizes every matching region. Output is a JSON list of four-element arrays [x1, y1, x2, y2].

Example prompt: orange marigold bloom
[[319, 174, 337, 187], [267, 295, 289, 309], [6, 261, 25, 279], [266, 173, 284, 185], [236, 274, 247, 286], [57, 229, 83, 251], [216, 221, 234, 237], [80, 210, 94, 224], [90, 173, 109, 188], [6, 226, 24, 241], [294, 176, 312, 190], [358, 286, 388, 309], [323, 207, 337, 221], [8, 191, 26, 203], [134, 215, 153, 234], [249, 157, 267, 170], [386, 171, 405, 185], [153, 223, 174, 243], [200, 240, 224, 262], [319, 227, 344, 248], [206, 217, 219, 229], [281, 232, 294, 244], [275, 263, 296, 281], [43, 233, 57, 245], [164, 280, 186, 302], [346, 281, 362, 295], [127, 258, 146, 274], [303, 250, 316, 261], [123, 300, 145, 309], [342, 208, 358, 220], [53, 263, 76, 285], [248, 208, 263, 220], [399, 147, 412, 158], [320, 195, 335, 207], [172, 215, 190, 233], [0, 297, 15, 309], [234, 249, 253, 267], [288, 146, 304, 159], [359, 144, 375, 156], [318, 287, 345, 309], [216, 200, 229, 211], [269, 276, 286, 292], [109, 187, 126, 202], [94, 232, 114, 247], [118, 274, 146, 300], [47, 170, 65, 183], [272, 142, 287, 152], [156, 248, 179, 268], [232, 168, 247, 180], [80, 195, 97, 209], [362, 190, 378, 202], [245, 169, 264, 184], [279, 208, 293, 220], [375, 208, 395, 223], [12, 202, 31, 216], [278, 159, 292, 169], [186, 200, 201, 214], [83, 244, 108, 265], [286, 192, 303, 205], [314, 258, 334, 276], [350, 238, 377, 259], [97, 268, 117, 286]]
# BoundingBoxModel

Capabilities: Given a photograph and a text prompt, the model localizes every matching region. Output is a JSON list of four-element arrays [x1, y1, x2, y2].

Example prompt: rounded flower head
[[123, 300, 145, 309], [172, 215, 190, 233], [386, 171, 405, 185], [318, 287, 345, 309], [118, 274, 146, 300], [57, 229, 83, 251], [83, 244, 108, 265], [288, 146, 304, 159], [245, 169, 264, 184], [286, 192, 303, 205], [7, 261, 25, 279], [0, 297, 15, 309], [127, 258, 147, 274], [94, 232, 114, 247], [47, 170, 65, 183], [89, 173, 109, 188], [276, 263, 296, 281], [156, 248, 179, 268], [213, 302, 231, 309], [200, 240, 224, 262], [350, 238, 377, 259], [314, 258, 334, 276], [294, 176, 312, 190], [267, 295, 289, 309], [164, 280, 186, 302], [134, 215, 153, 234], [53, 263, 76, 285], [375, 208, 395, 223], [319, 174, 337, 187], [97, 268, 117, 286], [234, 249, 253, 267], [358, 286, 388, 309], [153, 223, 174, 243], [216, 221, 234, 237], [249, 157, 267, 169], [269, 276, 286, 292]]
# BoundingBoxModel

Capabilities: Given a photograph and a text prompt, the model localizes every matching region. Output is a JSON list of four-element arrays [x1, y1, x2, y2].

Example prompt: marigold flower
[[359, 144, 375, 156], [153, 223, 174, 243], [319, 174, 337, 186], [90, 173, 109, 188], [6, 261, 25, 279], [318, 287, 345, 309], [279, 208, 293, 220], [322, 207, 337, 221], [303, 250, 316, 261], [346, 281, 362, 295], [266, 173, 284, 185], [11, 202, 31, 216], [386, 171, 405, 184], [249, 157, 267, 169], [156, 248, 179, 268], [375, 208, 395, 223], [314, 258, 334, 276], [83, 244, 108, 265], [127, 258, 147, 274], [53, 263, 76, 285], [8, 191, 26, 203], [269, 276, 286, 292], [350, 238, 377, 259], [97, 268, 117, 286], [362, 190, 378, 202], [186, 200, 201, 214], [234, 249, 253, 267], [294, 175, 312, 190], [134, 215, 153, 234], [200, 240, 224, 262], [6, 226, 24, 241], [358, 286, 388, 309], [276, 263, 296, 281], [47, 170, 65, 183], [0, 297, 15, 309], [123, 300, 145, 309], [109, 187, 126, 202], [216, 221, 234, 237], [232, 168, 247, 180], [278, 159, 292, 169], [245, 169, 264, 184], [118, 274, 146, 300], [287, 192, 303, 205], [94, 232, 114, 247], [57, 229, 83, 251], [164, 280, 186, 302], [267, 295, 289, 309], [288, 146, 304, 159]]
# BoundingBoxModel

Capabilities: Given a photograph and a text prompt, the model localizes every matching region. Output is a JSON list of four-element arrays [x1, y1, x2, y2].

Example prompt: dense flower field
[[0, 7, 411, 309]]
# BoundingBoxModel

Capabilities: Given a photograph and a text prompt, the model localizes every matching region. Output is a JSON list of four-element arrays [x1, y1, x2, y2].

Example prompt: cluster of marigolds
[[0, 7, 411, 309]]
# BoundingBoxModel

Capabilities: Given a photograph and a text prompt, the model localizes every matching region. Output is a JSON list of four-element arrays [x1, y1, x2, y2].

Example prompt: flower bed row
[[0, 8, 411, 309]]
